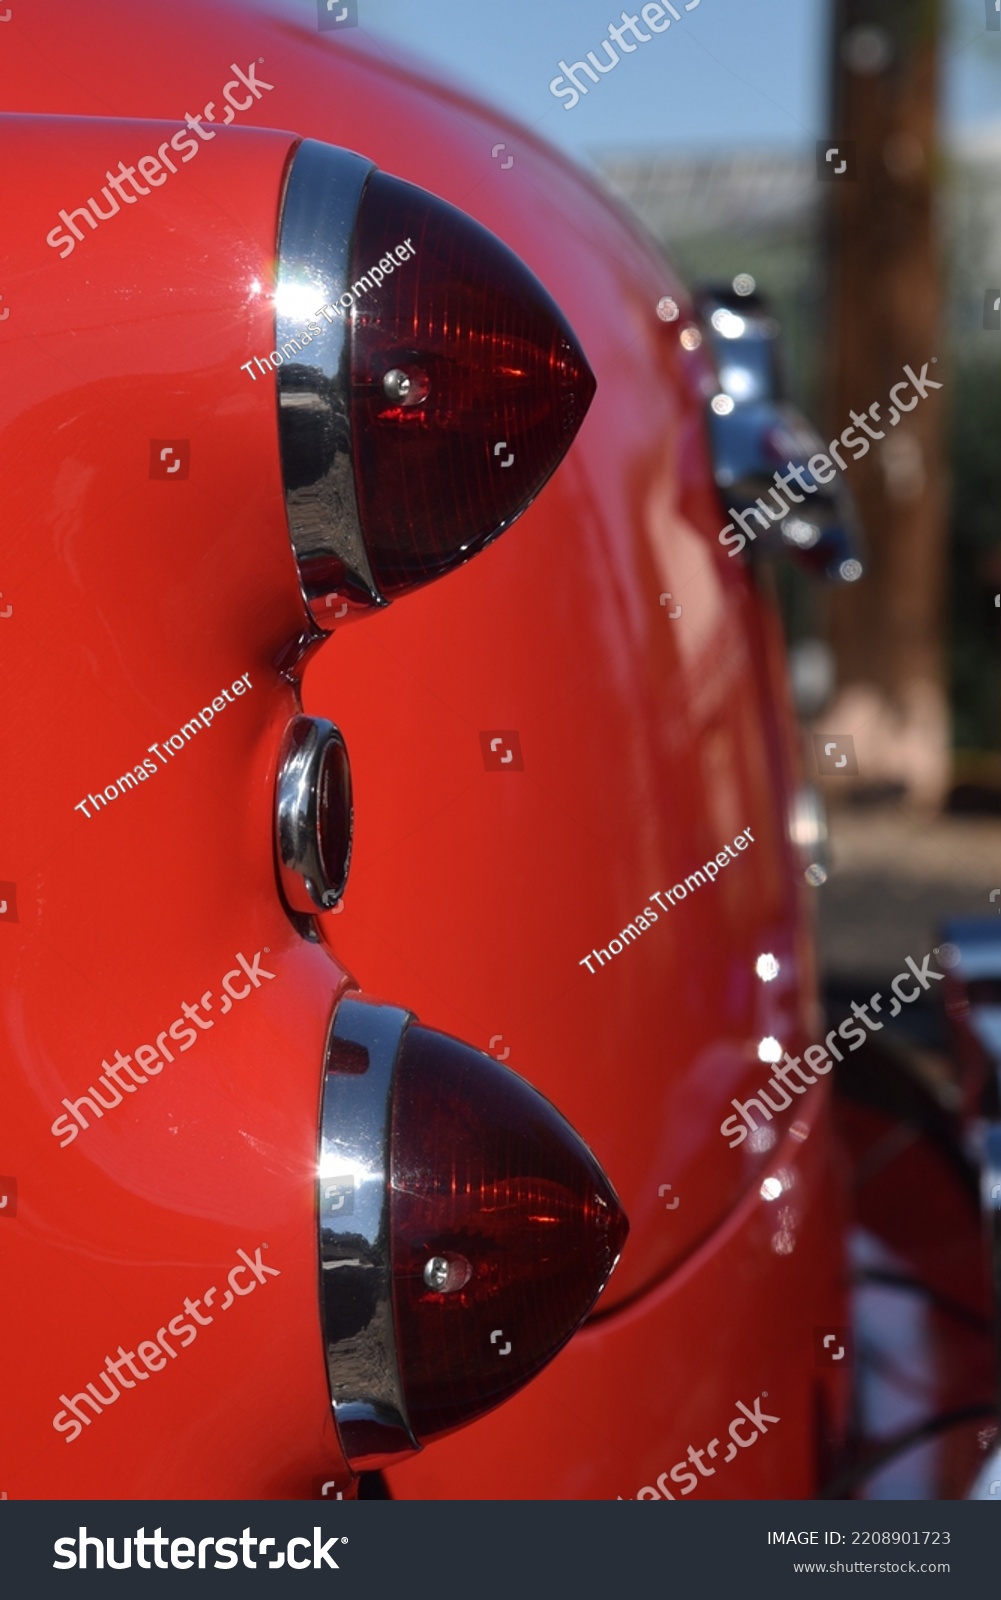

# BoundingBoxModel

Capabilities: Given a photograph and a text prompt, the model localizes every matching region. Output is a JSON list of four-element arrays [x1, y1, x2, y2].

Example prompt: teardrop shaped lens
[[390, 1025, 627, 1442], [349, 170, 596, 597]]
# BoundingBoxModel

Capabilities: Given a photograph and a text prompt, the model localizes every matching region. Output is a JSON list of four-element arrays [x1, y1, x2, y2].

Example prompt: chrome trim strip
[[275, 714, 352, 913], [275, 140, 385, 625], [318, 996, 420, 1471]]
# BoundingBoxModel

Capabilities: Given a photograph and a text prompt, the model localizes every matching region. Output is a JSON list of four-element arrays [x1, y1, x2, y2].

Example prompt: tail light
[[318, 997, 627, 1470], [277, 148, 612, 1466], [276, 142, 596, 624]]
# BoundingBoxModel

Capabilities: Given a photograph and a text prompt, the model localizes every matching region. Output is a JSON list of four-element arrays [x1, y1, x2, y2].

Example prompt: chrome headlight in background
[[694, 276, 865, 586]]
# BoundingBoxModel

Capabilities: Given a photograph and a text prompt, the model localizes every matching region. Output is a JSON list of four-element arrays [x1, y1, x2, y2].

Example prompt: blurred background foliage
[[599, 73, 1001, 793]]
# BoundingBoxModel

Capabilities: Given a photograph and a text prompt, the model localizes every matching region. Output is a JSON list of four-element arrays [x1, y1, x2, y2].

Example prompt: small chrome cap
[[275, 714, 353, 913]]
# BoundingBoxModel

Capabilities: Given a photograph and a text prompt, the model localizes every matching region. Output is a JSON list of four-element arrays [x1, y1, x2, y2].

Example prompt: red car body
[[1, 0, 852, 1500]]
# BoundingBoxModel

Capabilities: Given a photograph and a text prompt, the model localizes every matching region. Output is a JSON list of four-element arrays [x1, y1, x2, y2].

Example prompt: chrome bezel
[[318, 996, 420, 1472], [275, 714, 352, 913], [275, 140, 386, 626]]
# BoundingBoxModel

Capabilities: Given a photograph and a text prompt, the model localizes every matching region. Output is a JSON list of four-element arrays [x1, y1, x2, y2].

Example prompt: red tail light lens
[[277, 145, 595, 621], [318, 999, 626, 1470], [348, 171, 595, 598], [390, 1025, 626, 1442]]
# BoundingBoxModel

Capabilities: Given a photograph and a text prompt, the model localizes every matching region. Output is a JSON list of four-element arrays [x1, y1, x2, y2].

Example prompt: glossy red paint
[[0, 111, 355, 1497], [387, 1099, 849, 1500], [1, 0, 849, 1498]]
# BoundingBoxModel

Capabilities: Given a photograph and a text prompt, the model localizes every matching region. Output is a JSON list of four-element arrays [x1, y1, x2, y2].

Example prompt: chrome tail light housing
[[274, 140, 596, 627]]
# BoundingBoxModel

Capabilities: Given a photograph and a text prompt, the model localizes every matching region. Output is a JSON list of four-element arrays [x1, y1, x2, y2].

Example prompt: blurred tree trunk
[[823, 0, 948, 806]]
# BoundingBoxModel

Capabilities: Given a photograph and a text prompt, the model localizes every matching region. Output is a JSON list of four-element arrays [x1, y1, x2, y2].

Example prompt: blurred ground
[[818, 808, 1001, 984], [819, 807, 1001, 1499]]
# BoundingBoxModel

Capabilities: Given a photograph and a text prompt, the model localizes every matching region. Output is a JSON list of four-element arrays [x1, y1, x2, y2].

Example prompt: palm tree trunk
[[822, 0, 948, 806]]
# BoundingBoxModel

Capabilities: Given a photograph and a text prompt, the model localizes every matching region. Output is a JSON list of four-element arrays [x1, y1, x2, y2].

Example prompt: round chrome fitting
[[275, 714, 353, 913], [421, 1253, 471, 1294], [423, 1256, 450, 1291], [319, 997, 420, 1472], [382, 367, 412, 402]]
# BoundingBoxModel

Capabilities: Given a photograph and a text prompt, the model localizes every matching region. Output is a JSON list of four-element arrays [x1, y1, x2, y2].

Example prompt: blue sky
[[353, 0, 1001, 158]]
